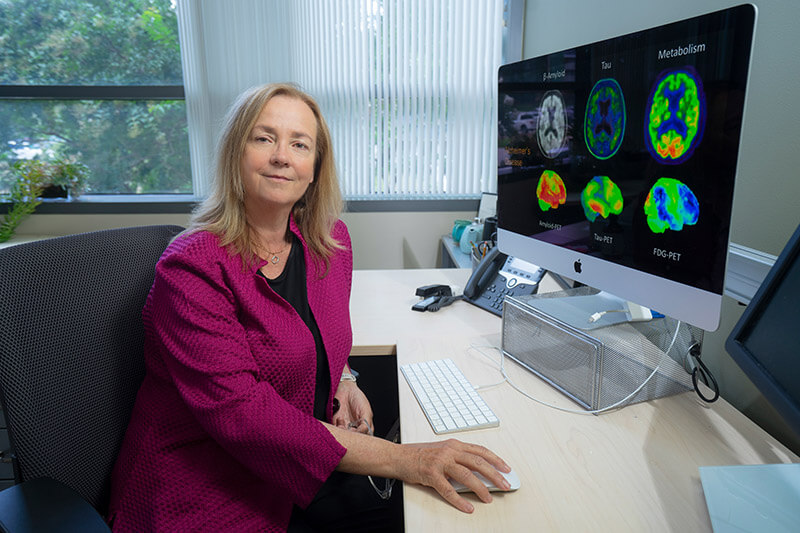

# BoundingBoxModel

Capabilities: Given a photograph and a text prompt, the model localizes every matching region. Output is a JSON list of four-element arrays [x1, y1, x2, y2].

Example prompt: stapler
[[412, 284, 454, 312]]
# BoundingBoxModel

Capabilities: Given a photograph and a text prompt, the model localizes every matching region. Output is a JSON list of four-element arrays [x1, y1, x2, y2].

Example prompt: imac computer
[[496, 4, 757, 332]]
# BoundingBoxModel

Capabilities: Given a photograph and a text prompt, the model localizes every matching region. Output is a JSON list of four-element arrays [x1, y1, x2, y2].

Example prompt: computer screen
[[496, 4, 757, 331], [726, 223, 800, 437]]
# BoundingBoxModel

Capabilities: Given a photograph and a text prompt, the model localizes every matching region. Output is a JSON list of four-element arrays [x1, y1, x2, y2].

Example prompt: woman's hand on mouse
[[399, 439, 512, 513], [324, 423, 510, 513]]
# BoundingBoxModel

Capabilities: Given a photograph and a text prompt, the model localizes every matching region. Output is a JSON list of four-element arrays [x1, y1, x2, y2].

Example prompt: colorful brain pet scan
[[645, 67, 706, 164], [536, 170, 567, 211], [581, 175, 624, 222], [537, 90, 568, 158], [584, 79, 626, 160], [643, 177, 699, 233]]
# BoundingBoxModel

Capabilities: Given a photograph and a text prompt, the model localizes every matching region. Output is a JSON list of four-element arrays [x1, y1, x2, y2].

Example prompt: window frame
[[0, 83, 192, 213], [0, 85, 184, 100], [0, 197, 479, 216]]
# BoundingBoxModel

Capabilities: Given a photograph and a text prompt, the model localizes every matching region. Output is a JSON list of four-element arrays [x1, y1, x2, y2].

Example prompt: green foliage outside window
[[0, 158, 89, 241], [0, 0, 191, 196]]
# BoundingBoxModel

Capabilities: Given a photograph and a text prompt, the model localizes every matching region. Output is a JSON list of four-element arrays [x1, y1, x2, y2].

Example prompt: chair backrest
[[0, 225, 183, 516]]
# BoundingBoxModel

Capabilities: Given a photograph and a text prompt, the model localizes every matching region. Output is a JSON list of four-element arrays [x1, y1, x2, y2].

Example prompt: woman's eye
[[294, 142, 309, 150]]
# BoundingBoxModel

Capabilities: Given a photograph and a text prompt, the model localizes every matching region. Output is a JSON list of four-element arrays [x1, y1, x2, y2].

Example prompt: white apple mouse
[[450, 468, 521, 493]]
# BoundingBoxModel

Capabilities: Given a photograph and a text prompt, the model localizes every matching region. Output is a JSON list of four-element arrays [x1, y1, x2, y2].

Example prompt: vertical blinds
[[177, 0, 504, 199], [291, 0, 503, 199]]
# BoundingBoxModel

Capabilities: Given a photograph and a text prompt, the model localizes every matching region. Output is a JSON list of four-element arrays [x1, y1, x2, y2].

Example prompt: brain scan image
[[581, 175, 624, 222], [536, 170, 567, 211], [537, 90, 568, 158], [643, 177, 699, 233], [645, 67, 706, 164], [584, 79, 626, 160]]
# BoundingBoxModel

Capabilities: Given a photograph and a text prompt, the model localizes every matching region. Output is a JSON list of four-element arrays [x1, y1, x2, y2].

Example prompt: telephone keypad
[[464, 253, 546, 316]]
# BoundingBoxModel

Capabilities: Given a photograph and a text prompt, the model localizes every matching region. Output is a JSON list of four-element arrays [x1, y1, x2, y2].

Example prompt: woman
[[108, 83, 512, 532]]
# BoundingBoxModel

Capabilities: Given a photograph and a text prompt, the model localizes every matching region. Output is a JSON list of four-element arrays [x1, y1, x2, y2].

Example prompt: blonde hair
[[187, 83, 344, 273]]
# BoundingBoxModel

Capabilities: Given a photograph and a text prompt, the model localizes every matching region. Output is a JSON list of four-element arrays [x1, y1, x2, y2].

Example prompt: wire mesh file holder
[[501, 289, 700, 412]]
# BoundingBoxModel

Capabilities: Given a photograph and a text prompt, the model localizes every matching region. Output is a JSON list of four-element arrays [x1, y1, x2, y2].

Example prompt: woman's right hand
[[398, 439, 512, 513], [325, 423, 512, 513]]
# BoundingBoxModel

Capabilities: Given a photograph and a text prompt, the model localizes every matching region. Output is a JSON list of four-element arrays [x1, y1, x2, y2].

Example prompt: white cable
[[474, 379, 508, 391], [469, 320, 683, 415], [468, 343, 509, 390], [588, 309, 627, 323]]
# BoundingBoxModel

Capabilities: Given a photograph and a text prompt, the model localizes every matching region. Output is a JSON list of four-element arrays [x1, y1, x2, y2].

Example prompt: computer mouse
[[450, 468, 521, 493]]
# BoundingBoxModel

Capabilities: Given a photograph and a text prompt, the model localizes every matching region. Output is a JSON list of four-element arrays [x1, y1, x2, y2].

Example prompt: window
[[179, 0, 515, 201], [0, 0, 191, 198]]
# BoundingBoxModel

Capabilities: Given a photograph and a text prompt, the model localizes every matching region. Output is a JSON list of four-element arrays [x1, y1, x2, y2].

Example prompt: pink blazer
[[109, 218, 353, 532]]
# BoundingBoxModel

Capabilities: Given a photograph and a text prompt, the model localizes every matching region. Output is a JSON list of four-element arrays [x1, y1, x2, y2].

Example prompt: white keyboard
[[400, 358, 500, 434]]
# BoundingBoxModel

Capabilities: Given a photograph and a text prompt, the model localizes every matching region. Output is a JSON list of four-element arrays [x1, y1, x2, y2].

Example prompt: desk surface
[[350, 269, 799, 532], [349, 268, 499, 356]]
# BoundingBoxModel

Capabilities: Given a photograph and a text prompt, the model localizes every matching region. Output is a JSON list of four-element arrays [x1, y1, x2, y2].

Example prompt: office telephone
[[462, 246, 545, 316]]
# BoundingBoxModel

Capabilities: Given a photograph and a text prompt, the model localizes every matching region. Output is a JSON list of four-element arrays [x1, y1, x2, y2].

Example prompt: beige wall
[[12, 213, 192, 237], [11, 209, 477, 270], [342, 211, 476, 269]]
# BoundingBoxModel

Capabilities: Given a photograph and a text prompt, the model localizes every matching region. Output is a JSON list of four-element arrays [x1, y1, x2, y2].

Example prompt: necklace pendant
[[270, 254, 280, 264]]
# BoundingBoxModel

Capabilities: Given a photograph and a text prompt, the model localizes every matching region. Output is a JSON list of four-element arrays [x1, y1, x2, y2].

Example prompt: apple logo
[[573, 259, 582, 274]]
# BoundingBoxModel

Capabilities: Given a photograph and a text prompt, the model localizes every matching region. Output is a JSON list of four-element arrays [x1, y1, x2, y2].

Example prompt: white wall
[[12, 209, 476, 270], [523, 0, 800, 452]]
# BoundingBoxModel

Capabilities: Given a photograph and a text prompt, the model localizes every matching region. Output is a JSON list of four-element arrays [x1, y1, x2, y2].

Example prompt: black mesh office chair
[[0, 225, 183, 532]]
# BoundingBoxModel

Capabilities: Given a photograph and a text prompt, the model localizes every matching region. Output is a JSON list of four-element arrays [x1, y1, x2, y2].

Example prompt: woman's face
[[241, 95, 318, 215]]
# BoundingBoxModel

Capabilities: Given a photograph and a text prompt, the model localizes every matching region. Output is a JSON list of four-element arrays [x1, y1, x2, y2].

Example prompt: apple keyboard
[[400, 358, 500, 434]]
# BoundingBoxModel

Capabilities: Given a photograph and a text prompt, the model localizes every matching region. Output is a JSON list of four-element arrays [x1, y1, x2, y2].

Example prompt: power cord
[[468, 318, 682, 415], [688, 343, 719, 403]]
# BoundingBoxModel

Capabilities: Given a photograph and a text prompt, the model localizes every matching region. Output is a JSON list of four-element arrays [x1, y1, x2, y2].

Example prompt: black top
[[261, 236, 331, 421]]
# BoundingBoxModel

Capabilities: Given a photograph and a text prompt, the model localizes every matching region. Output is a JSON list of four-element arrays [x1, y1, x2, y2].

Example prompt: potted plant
[[38, 158, 89, 199], [0, 159, 89, 243]]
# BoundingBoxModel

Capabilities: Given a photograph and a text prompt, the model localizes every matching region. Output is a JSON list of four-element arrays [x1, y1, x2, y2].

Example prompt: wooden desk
[[350, 269, 799, 532], [349, 268, 500, 356]]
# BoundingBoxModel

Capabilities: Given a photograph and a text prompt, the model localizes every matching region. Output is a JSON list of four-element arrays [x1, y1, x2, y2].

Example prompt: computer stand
[[500, 287, 702, 411]]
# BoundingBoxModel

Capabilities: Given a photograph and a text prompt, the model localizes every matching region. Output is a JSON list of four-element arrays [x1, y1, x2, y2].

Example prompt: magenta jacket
[[108, 218, 352, 532]]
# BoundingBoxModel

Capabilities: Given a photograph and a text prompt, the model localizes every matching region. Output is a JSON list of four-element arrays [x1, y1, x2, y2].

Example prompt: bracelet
[[340, 371, 357, 382]]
